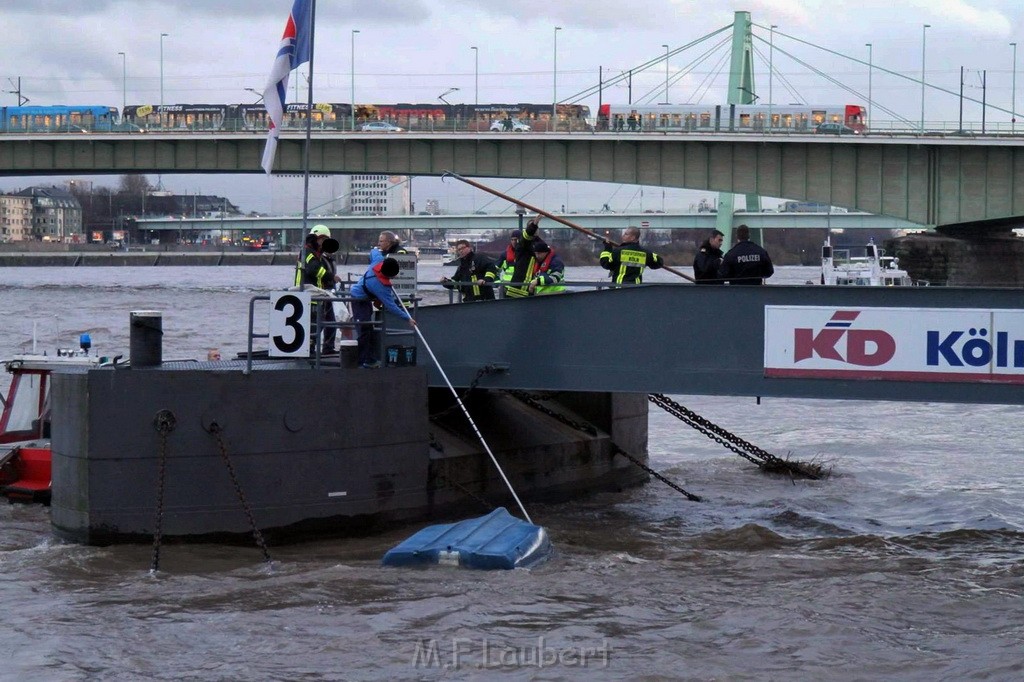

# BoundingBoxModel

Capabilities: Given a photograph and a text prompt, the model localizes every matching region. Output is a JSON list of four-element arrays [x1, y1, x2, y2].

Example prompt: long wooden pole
[[442, 171, 695, 282]]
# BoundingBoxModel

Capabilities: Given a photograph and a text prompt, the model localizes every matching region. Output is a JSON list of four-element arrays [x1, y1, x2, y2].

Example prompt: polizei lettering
[[736, 255, 761, 263], [794, 311, 896, 366], [927, 328, 1024, 367]]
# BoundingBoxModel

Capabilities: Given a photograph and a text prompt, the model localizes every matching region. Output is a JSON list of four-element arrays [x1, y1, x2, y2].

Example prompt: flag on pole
[[261, 0, 313, 174]]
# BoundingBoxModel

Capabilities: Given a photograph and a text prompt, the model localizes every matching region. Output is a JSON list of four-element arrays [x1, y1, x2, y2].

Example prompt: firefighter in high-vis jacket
[[599, 225, 664, 284], [505, 218, 566, 298], [295, 224, 342, 352]]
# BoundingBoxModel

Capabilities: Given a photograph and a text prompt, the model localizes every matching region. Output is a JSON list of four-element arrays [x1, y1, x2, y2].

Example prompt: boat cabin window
[[3, 373, 45, 434]]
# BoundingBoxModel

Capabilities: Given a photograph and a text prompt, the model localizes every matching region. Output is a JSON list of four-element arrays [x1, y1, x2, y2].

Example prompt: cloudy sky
[[1, 0, 1022, 213]]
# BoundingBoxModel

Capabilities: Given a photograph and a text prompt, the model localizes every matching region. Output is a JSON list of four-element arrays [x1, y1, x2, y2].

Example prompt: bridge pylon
[[716, 10, 764, 248]]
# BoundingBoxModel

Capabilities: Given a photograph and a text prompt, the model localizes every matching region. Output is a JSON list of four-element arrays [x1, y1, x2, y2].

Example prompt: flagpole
[[300, 0, 316, 235]]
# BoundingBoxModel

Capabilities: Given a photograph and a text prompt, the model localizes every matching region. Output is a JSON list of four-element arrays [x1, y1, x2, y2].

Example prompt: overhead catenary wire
[[394, 289, 532, 524]]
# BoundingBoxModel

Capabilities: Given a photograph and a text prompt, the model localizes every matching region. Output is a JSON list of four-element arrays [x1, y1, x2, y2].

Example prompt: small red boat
[[0, 337, 118, 504]]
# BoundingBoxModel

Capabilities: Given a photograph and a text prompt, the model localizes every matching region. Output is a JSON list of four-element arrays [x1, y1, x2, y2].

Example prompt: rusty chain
[[648, 394, 820, 480], [508, 390, 599, 435], [610, 445, 702, 502], [429, 364, 506, 419], [207, 422, 272, 563], [150, 409, 176, 573]]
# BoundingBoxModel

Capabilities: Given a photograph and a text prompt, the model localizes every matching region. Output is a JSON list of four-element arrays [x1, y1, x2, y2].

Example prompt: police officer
[[599, 226, 664, 284], [718, 224, 774, 285]]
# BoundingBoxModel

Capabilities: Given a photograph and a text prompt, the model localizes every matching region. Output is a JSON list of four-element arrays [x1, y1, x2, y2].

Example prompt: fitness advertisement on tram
[[763, 306, 1024, 384]]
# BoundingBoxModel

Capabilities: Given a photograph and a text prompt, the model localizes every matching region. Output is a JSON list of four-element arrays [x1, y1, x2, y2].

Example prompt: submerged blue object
[[382, 507, 551, 570]]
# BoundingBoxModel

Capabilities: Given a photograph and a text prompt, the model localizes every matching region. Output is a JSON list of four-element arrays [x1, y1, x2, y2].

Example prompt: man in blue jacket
[[349, 257, 416, 368]]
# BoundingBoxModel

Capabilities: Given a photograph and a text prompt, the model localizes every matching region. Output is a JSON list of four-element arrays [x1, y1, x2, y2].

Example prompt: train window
[[738, 113, 751, 128], [811, 110, 826, 125], [780, 113, 793, 128], [699, 113, 711, 128]]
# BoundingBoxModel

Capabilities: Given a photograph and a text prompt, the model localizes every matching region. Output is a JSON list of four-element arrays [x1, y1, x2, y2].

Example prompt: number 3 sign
[[269, 291, 311, 357]]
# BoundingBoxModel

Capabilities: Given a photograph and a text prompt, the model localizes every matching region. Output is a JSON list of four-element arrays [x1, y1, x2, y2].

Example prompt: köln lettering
[[927, 329, 1024, 368]]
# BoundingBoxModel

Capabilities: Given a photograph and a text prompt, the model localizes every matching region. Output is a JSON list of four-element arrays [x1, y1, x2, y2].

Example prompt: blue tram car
[[0, 105, 120, 133]]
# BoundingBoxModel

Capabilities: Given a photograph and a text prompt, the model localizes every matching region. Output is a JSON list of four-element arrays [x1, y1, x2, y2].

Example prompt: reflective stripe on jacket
[[599, 241, 662, 284]]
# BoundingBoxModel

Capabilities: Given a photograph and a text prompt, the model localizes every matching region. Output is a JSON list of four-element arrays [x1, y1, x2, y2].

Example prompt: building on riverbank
[[0, 186, 81, 243]]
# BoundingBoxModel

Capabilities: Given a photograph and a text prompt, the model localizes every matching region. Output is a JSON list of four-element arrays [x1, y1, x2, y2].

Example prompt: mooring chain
[[150, 409, 176, 573], [508, 390, 599, 436], [648, 394, 820, 480], [207, 423, 272, 563], [648, 394, 766, 467], [611, 444, 702, 502], [429, 364, 504, 419]]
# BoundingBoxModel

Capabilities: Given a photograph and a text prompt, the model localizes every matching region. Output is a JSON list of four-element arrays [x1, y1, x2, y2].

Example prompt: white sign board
[[269, 291, 311, 357], [391, 252, 418, 301], [764, 306, 1024, 384]]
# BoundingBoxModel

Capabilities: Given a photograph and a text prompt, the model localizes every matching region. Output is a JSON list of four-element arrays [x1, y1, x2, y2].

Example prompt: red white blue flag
[[261, 0, 313, 174]]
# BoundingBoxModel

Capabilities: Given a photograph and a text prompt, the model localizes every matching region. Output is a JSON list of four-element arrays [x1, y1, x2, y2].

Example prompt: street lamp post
[[350, 29, 360, 131], [769, 25, 777, 130], [471, 46, 478, 107], [553, 26, 561, 132], [865, 43, 872, 128], [921, 24, 930, 132], [159, 33, 168, 125], [1012, 42, 1018, 133], [662, 44, 669, 104], [117, 51, 126, 112]]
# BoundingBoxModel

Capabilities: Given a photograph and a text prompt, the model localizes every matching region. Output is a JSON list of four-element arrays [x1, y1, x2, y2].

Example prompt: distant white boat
[[821, 238, 915, 286]]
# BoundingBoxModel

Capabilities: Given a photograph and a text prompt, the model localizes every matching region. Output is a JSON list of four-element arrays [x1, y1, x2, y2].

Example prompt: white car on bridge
[[489, 118, 531, 132]]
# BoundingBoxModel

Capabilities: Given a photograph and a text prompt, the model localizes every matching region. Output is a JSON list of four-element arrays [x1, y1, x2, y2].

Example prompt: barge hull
[[50, 366, 648, 545]]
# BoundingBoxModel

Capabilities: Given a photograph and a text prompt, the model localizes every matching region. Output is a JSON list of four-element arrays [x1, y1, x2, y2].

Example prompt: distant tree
[[118, 174, 152, 197], [116, 174, 153, 216]]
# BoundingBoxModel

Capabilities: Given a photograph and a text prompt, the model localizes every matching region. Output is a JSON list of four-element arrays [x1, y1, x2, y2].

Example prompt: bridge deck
[[410, 284, 1024, 405]]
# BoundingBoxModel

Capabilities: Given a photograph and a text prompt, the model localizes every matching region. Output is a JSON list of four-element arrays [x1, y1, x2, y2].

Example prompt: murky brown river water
[[1, 265, 1022, 680]]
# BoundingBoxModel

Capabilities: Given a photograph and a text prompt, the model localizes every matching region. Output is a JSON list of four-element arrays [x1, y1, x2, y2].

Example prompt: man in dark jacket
[[718, 224, 774, 285], [441, 239, 499, 302], [599, 225, 664, 284], [693, 229, 725, 284]]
